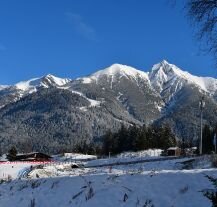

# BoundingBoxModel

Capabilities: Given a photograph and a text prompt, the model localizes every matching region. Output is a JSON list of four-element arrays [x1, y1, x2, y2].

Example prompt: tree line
[[5, 123, 217, 157], [87, 123, 216, 156], [101, 124, 177, 156], [4, 124, 177, 157]]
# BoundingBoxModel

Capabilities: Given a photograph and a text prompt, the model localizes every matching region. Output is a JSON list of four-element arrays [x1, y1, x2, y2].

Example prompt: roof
[[167, 147, 180, 150], [14, 152, 52, 160]]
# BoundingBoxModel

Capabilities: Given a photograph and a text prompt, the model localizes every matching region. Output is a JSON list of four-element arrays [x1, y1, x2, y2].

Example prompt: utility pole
[[199, 97, 205, 155], [214, 134, 216, 154]]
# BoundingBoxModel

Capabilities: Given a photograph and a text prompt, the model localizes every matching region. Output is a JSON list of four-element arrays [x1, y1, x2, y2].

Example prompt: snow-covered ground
[[0, 168, 216, 207], [86, 149, 164, 167], [53, 153, 97, 162], [0, 162, 49, 179], [0, 153, 217, 207]]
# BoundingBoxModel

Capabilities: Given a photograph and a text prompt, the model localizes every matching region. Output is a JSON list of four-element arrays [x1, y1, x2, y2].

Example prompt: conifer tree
[[7, 146, 17, 161], [131, 125, 146, 151], [202, 124, 213, 154], [102, 130, 115, 155]]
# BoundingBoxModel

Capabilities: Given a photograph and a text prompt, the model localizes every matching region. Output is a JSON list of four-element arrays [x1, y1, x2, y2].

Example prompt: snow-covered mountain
[[80, 60, 217, 99], [2, 60, 217, 108], [77, 63, 162, 123], [149, 60, 217, 101], [0, 60, 217, 153], [15, 74, 71, 92], [78, 60, 217, 112], [0, 74, 71, 108], [79, 63, 150, 87]]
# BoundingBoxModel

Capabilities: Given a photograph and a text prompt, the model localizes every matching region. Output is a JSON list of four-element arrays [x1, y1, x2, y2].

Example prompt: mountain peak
[[150, 60, 171, 71], [15, 74, 71, 91], [78, 63, 149, 84], [99, 63, 127, 75], [42, 74, 71, 86], [92, 63, 148, 79], [160, 59, 170, 65], [150, 60, 185, 77], [44, 74, 55, 79], [110, 63, 125, 67], [149, 60, 217, 95], [149, 60, 191, 93]]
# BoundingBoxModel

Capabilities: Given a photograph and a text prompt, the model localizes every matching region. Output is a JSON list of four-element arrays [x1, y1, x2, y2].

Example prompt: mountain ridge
[[1, 60, 217, 95], [0, 60, 217, 153]]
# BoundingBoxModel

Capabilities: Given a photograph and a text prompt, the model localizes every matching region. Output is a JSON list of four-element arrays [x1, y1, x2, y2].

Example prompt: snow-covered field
[[86, 149, 165, 167], [0, 153, 217, 207], [0, 162, 39, 180]]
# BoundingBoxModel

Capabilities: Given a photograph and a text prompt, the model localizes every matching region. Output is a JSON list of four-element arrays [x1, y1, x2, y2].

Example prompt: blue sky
[[0, 0, 216, 84]]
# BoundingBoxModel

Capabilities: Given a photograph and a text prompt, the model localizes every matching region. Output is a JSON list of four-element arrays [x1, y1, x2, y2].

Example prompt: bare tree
[[185, 0, 217, 63]]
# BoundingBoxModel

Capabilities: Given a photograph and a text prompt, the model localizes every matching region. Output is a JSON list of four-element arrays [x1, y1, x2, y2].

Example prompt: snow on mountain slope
[[149, 60, 217, 95], [0, 61, 217, 115], [68, 89, 101, 108], [0, 85, 9, 90], [14, 74, 101, 110], [79, 60, 217, 98], [1, 61, 216, 96], [46, 74, 71, 86], [79, 63, 150, 86], [2, 61, 216, 100], [15, 74, 71, 92], [0, 74, 72, 109], [92, 63, 149, 80], [15, 78, 43, 91]]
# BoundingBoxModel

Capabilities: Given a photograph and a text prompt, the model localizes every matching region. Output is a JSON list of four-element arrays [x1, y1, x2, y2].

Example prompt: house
[[7, 152, 52, 161], [167, 147, 181, 156]]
